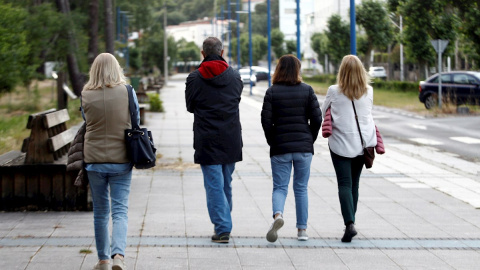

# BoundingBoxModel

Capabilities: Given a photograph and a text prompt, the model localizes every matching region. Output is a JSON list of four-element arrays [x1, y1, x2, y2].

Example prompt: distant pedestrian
[[261, 54, 322, 242], [82, 53, 140, 270], [321, 55, 377, 242], [185, 37, 244, 243]]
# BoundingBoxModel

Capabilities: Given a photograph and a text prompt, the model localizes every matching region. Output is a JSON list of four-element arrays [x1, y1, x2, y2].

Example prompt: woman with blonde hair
[[261, 55, 322, 242], [321, 55, 378, 242], [82, 53, 139, 270]]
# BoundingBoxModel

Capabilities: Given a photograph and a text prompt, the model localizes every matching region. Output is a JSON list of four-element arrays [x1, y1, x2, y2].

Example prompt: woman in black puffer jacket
[[261, 54, 322, 243]]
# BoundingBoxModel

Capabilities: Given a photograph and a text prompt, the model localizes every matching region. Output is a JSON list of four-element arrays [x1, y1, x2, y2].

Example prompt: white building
[[278, 0, 315, 71]]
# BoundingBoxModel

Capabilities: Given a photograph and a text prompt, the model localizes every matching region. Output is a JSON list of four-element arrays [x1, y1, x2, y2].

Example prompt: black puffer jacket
[[261, 82, 322, 157], [185, 55, 244, 165]]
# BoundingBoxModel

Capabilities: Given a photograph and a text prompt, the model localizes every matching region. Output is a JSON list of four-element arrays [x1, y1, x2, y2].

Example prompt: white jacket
[[321, 85, 376, 158]]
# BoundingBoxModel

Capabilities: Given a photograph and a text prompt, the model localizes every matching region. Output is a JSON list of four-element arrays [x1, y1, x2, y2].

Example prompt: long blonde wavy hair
[[336, 55, 371, 100], [83, 53, 126, 91]]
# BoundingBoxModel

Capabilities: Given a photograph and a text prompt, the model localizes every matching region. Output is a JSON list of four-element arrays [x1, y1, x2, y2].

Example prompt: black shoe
[[341, 223, 357, 243], [211, 232, 230, 243]]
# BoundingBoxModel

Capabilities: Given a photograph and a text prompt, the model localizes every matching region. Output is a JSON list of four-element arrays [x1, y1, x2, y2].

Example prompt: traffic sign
[[430, 40, 449, 54]]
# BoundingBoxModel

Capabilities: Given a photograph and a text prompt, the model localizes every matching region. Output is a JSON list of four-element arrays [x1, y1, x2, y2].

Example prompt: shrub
[[307, 74, 337, 85], [371, 79, 419, 93], [147, 93, 164, 112]]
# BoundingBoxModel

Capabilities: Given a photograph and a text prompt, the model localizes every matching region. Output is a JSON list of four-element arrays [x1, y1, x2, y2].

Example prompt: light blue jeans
[[87, 170, 132, 260], [271, 152, 312, 229], [201, 163, 235, 235]]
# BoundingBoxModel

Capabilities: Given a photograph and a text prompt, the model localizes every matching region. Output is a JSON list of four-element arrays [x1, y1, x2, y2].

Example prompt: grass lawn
[[0, 80, 83, 155], [303, 78, 479, 116]]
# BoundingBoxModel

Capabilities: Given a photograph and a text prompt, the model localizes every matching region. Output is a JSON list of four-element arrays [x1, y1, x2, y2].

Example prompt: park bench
[[0, 109, 89, 211]]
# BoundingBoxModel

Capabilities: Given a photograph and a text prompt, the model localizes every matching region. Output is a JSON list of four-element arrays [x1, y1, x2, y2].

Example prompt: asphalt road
[[248, 80, 480, 163]]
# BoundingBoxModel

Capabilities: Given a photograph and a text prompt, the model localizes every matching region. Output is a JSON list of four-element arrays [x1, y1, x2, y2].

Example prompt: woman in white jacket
[[321, 55, 376, 242]]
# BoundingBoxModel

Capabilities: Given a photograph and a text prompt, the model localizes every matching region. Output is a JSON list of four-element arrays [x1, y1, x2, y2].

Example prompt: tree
[[0, 3, 29, 92], [310, 32, 328, 66], [398, 0, 457, 78], [285, 40, 296, 55], [271, 28, 285, 59], [177, 39, 201, 63], [325, 14, 350, 70], [449, 0, 480, 65], [56, 0, 85, 96], [87, 0, 99, 65], [356, 0, 394, 68], [231, 33, 267, 66], [104, 0, 114, 53]]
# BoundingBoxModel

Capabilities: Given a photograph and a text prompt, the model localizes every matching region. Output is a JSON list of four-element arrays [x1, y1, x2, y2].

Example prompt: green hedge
[[306, 75, 419, 93], [306, 74, 337, 85], [370, 79, 419, 93]]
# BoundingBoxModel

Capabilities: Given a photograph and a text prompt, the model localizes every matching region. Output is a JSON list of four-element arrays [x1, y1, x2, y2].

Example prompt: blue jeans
[[271, 152, 312, 229], [201, 163, 235, 235], [87, 170, 132, 260]]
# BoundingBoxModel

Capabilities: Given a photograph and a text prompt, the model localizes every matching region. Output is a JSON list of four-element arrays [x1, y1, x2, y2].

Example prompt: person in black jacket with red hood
[[261, 54, 322, 243], [185, 37, 243, 243]]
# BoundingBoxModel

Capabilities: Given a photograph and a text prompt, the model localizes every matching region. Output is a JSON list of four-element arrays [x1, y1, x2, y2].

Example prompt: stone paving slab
[[1, 74, 480, 269]]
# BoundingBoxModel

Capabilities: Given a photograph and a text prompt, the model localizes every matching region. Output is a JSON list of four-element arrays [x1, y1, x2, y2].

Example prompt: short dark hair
[[272, 54, 302, 85], [202, 37, 223, 56]]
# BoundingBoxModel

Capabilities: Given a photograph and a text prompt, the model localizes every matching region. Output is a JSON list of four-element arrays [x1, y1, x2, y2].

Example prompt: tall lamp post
[[296, 0, 300, 60], [267, 0, 271, 86], [248, 0, 252, 95], [227, 0, 232, 65], [163, 1, 168, 86], [236, 0, 241, 70], [350, 0, 356, 55], [390, 14, 404, 81]]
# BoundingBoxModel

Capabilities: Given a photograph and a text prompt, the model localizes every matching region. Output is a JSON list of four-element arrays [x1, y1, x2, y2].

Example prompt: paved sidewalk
[[1, 73, 480, 269]]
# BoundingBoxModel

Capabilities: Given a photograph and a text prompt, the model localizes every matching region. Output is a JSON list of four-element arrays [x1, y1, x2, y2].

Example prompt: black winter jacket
[[185, 55, 244, 165], [261, 82, 322, 157]]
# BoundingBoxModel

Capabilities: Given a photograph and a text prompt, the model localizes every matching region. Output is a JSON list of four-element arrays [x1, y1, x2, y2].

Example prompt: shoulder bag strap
[[352, 100, 365, 148], [125, 84, 140, 129]]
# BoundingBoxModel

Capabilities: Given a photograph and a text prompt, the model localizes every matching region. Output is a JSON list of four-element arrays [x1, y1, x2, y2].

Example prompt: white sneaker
[[298, 229, 308, 241], [266, 216, 284, 243], [93, 262, 109, 270], [112, 256, 126, 270]]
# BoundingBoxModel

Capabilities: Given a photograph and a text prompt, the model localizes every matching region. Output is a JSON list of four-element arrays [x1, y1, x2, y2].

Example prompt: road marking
[[409, 124, 427, 130], [450, 137, 480, 144], [409, 138, 443, 145]]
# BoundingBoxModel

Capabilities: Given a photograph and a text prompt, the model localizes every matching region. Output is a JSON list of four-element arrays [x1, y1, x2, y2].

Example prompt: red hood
[[198, 60, 229, 79]]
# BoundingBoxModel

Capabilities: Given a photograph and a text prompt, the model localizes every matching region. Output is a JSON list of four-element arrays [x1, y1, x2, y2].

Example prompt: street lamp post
[[390, 14, 404, 81], [267, 0, 271, 86], [237, 0, 241, 70], [164, 1, 168, 86], [296, 0, 300, 60], [350, 0, 356, 55], [228, 0, 232, 65], [248, 0, 252, 95]]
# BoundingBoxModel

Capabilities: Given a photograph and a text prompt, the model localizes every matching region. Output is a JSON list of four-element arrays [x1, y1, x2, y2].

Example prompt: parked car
[[238, 68, 257, 86], [242, 66, 273, 81], [419, 71, 480, 109], [368, 66, 387, 79]]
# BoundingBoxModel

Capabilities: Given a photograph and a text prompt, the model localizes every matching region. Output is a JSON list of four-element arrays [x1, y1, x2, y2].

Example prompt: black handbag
[[352, 101, 375, 169], [125, 85, 157, 169]]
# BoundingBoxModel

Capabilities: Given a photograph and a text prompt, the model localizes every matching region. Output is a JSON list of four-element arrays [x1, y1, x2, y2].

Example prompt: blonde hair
[[336, 55, 371, 100], [83, 53, 126, 90]]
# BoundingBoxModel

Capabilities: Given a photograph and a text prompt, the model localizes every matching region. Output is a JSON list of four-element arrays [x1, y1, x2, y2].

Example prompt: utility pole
[[296, 0, 300, 59], [164, 1, 168, 86], [267, 0, 271, 87], [350, 0, 356, 55]]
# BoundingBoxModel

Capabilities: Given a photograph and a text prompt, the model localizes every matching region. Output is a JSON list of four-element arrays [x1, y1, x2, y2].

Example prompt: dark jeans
[[330, 150, 364, 225]]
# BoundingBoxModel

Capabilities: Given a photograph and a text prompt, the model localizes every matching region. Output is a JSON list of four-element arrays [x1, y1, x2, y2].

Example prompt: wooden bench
[[0, 109, 89, 211]]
